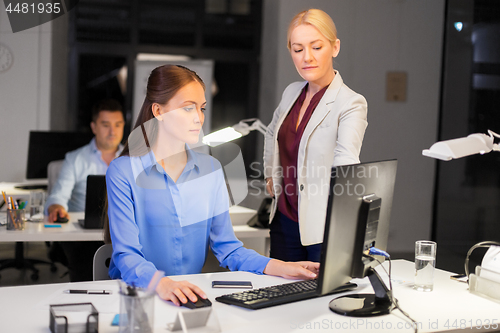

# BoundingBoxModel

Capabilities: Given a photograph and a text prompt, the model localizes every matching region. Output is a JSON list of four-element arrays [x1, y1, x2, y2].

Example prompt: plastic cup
[[119, 288, 155, 333]]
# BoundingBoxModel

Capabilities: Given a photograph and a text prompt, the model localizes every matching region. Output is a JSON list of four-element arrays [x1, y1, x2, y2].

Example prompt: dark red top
[[277, 84, 328, 222]]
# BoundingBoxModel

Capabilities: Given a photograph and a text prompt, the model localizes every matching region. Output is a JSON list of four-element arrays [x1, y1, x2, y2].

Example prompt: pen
[[64, 289, 112, 295], [44, 224, 62, 228]]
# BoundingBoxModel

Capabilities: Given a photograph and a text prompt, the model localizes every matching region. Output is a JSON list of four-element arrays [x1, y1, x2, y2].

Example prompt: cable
[[488, 130, 500, 140], [369, 253, 419, 333], [369, 247, 390, 258], [464, 241, 500, 283]]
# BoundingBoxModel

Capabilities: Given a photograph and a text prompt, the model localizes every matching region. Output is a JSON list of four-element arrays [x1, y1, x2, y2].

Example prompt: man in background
[[45, 99, 125, 281]]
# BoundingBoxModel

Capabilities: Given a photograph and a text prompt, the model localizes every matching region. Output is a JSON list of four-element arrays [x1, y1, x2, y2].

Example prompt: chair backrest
[[93, 244, 113, 281], [47, 160, 64, 195]]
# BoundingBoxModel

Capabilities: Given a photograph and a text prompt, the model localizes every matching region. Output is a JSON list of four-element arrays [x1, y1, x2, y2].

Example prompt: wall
[[258, 0, 445, 252], [0, 4, 50, 181], [0, 5, 67, 182], [49, 13, 68, 131]]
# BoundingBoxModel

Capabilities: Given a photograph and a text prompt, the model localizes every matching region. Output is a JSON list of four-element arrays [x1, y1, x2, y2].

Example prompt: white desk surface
[[0, 180, 48, 196], [0, 260, 498, 333], [0, 208, 268, 242]]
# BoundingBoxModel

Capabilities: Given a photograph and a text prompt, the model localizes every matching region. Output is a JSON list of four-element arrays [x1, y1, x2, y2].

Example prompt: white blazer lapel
[[299, 72, 344, 155]]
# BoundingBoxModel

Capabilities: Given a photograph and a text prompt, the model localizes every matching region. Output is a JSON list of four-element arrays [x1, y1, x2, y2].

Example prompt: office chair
[[93, 244, 112, 281], [47, 160, 64, 194], [0, 242, 57, 281]]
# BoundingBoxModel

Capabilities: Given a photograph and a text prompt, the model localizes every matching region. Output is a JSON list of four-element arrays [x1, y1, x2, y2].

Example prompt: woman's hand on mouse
[[156, 276, 207, 306]]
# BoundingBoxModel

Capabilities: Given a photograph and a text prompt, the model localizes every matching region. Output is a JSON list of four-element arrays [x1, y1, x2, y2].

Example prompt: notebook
[[78, 175, 107, 229]]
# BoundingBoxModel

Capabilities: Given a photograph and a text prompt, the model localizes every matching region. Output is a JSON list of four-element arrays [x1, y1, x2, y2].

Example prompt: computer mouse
[[181, 297, 212, 309], [55, 213, 69, 223]]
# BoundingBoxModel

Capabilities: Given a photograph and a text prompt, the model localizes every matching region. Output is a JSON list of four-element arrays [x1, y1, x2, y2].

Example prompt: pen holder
[[119, 288, 155, 333], [6, 208, 25, 230], [49, 302, 98, 333]]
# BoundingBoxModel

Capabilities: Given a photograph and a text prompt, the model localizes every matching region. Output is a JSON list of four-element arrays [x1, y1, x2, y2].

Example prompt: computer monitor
[[26, 131, 94, 179], [317, 159, 398, 317]]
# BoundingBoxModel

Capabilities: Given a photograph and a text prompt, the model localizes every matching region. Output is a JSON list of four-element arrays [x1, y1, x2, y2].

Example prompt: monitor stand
[[328, 267, 392, 317]]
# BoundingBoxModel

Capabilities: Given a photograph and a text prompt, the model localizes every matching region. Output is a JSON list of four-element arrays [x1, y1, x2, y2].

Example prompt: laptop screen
[[81, 175, 107, 229]]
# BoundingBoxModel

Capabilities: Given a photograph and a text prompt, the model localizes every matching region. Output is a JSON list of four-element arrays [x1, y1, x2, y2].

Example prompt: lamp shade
[[202, 128, 243, 147], [422, 133, 494, 161], [202, 118, 267, 147]]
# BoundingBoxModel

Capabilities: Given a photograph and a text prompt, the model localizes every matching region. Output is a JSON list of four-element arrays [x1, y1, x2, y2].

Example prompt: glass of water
[[29, 190, 46, 222], [414, 240, 437, 291]]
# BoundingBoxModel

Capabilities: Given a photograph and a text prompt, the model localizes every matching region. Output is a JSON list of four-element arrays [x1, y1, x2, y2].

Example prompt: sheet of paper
[[482, 246, 500, 283]]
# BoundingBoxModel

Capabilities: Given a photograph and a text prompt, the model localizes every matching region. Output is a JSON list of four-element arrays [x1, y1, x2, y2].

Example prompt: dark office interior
[[434, 0, 500, 273], [1, 0, 499, 287]]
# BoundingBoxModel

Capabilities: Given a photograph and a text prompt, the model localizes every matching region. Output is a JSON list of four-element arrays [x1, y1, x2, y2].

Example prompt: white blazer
[[263, 71, 368, 246]]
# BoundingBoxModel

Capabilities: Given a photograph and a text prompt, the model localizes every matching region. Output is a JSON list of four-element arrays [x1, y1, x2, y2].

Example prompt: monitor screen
[[26, 131, 94, 179], [317, 159, 398, 316]]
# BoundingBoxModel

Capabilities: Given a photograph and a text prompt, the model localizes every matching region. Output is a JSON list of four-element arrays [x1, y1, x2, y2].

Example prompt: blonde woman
[[264, 9, 368, 262]]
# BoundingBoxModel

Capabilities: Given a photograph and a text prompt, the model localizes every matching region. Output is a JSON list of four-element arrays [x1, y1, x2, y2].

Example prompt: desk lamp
[[422, 129, 500, 296], [202, 118, 267, 147], [201, 118, 267, 212], [422, 130, 500, 161]]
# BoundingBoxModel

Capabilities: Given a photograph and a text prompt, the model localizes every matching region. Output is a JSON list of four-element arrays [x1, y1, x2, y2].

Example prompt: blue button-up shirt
[[45, 138, 123, 213], [106, 147, 270, 287]]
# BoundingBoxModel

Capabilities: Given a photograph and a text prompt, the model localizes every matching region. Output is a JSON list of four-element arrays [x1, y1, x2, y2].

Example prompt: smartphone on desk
[[450, 274, 468, 283], [212, 281, 253, 289]]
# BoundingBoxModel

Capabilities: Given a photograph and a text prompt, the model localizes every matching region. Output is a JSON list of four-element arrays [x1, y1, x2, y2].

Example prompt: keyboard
[[215, 280, 357, 310]]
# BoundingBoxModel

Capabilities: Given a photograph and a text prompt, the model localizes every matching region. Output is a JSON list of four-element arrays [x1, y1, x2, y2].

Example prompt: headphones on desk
[[464, 241, 500, 283]]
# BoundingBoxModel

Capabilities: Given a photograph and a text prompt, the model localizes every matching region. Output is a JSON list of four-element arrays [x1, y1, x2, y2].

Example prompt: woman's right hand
[[266, 177, 275, 197], [156, 276, 207, 306]]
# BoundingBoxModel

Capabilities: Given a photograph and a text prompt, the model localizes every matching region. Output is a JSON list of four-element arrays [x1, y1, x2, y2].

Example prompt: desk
[[0, 208, 270, 253], [1, 181, 266, 247], [0, 180, 48, 198], [0, 260, 498, 332]]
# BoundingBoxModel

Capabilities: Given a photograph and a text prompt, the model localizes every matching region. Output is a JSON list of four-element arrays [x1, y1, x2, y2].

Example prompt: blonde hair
[[287, 9, 337, 50]]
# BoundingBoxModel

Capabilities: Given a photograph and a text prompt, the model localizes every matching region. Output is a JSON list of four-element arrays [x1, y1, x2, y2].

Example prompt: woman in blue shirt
[[105, 64, 319, 306]]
